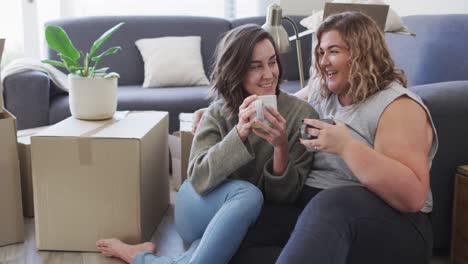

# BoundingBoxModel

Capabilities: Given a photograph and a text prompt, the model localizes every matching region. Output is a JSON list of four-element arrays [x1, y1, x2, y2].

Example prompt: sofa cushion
[[386, 14, 468, 86], [135, 36, 209, 88]]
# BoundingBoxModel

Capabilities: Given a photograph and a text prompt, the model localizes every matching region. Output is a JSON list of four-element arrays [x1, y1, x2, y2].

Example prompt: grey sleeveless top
[[306, 81, 438, 213]]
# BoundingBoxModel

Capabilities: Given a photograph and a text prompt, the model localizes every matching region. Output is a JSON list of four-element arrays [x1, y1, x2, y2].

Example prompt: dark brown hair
[[314, 12, 407, 104], [210, 24, 283, 117]]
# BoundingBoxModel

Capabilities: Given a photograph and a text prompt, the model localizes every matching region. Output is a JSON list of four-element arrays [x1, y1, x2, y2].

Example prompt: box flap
[[179, 113, 194, 132], [35, 115, 116, 137], [94, 111, 167, 138], [0, 109, 15, 120], [35, 111, 168, 139], [0, 111, 17, 163], [18, 126, 50, 138], [0, 111, 17, 144], [168, 134, 182, 158], [17, 126, 49, 145]]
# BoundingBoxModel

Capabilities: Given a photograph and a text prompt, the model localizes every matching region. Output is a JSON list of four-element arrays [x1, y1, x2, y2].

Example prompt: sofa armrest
[[410, 80, 468, 252], [3, 71, 51, 129]]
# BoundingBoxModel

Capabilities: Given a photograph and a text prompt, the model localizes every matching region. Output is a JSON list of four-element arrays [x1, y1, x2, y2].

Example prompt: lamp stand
[[282, 17, 305, 88]]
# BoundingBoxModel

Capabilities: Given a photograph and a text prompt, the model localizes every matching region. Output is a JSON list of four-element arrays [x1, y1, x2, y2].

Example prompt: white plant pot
[[68, 74, 117, 120]]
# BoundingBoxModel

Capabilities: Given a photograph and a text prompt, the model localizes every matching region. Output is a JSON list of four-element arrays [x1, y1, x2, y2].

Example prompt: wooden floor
[[0, 192, 185, 264], [0, 190, 451, 264]]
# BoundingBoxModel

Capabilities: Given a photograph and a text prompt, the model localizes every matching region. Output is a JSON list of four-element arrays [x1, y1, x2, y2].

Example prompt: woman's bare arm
[[340, 96, 433, 212]]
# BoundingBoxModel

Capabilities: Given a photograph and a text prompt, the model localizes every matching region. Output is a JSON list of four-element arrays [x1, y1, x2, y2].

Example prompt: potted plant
[[42, 22, 125, 120]]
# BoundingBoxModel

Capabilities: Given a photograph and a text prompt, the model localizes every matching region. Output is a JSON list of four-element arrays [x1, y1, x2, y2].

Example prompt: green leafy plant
[[42, 22, 125, 78]]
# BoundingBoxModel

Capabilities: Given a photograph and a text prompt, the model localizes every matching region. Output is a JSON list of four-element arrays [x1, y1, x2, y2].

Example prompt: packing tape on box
[[80, 111, 130, 138], [77, 111, 130, 165], [77, 138, 92, 165]]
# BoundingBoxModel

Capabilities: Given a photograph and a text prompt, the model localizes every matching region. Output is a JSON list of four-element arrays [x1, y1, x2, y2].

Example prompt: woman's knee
[[175, 180, 263, 242], [306, 186, 373, 213], [226, 180, 264, 221], [175, 181, 207, 242], [175, 180, 199, 218], [297, 186, 373, 229], [247, 185, 264, 219]]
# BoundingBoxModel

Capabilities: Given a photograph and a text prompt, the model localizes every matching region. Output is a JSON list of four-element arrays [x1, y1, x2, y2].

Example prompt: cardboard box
[[17, 126, 49, 217], [31, 111, 169, 252], [168, 131, 193, 190], [0, 110, 24, 246], [168, 113, 194, 190], [451, 165, 468, 263]]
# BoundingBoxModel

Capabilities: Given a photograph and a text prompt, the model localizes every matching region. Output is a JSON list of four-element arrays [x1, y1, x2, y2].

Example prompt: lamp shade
[[262, 4, 290, 53]]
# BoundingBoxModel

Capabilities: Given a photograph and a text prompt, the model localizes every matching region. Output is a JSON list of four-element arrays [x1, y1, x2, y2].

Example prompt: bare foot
[[96, 238, 156, 263]]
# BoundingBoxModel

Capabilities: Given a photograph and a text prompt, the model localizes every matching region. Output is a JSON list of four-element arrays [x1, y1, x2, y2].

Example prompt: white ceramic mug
[[251, 95, 277, 128]]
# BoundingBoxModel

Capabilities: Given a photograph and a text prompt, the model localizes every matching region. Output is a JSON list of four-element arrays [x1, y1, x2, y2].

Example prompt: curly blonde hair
[[314, 12, 407, 103]]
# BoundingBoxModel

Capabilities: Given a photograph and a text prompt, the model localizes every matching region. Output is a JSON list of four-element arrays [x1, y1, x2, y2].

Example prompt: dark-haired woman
[[96, 24, 318, 264]]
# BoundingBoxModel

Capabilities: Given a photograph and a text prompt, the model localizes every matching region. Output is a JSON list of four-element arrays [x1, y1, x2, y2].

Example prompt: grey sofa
[[2, 15, 311, 133], [3, 14, 468, 258]]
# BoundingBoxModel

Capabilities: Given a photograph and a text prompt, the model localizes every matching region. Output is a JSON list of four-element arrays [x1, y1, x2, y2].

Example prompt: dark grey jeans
[[230, 185, 322, 264], [231, 185, 432, 264], [277, 186, 433, 264]]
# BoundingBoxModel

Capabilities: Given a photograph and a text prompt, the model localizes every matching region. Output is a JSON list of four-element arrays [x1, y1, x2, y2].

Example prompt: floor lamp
[[262, 4, 305, 88]]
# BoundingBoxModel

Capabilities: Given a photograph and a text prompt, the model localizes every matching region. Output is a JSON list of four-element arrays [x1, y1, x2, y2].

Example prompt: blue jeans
[[276, 186, 433, 264], [133, 179, 263, 264]]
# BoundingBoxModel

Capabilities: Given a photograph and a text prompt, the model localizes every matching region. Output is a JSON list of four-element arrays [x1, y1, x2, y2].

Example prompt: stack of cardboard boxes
[[0, 38, 171, 252], [17, 126, 48, 217], [0, 38, 25, 247]]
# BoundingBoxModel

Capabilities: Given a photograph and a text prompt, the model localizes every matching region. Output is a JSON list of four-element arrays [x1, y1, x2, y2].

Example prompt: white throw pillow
[[135, 36, 210, 88], [300, 0, 414, 35]]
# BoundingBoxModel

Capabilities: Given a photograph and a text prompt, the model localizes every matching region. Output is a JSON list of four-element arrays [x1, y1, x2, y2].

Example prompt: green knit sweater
[[188, 91, 319, 203]]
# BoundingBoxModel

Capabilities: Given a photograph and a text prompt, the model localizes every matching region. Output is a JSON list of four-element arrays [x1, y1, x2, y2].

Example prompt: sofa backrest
[[386, 14, 468, 86], [47, 16, 231, 86], [411, 81, 468, 252], [46, 15, 310, 87]]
